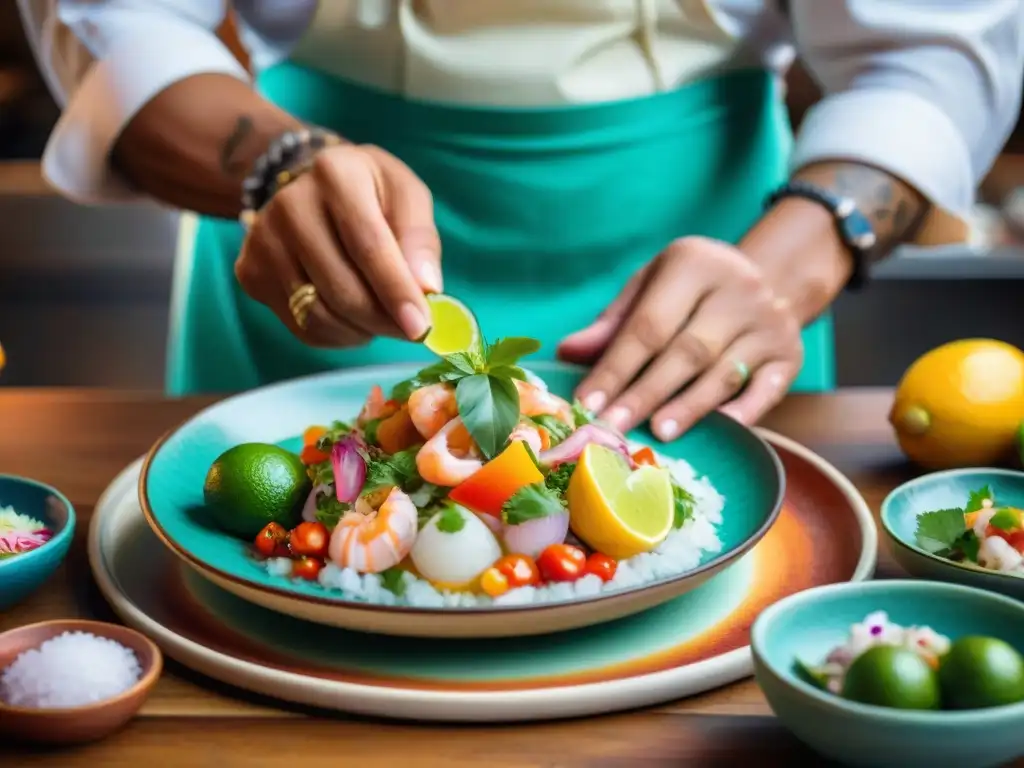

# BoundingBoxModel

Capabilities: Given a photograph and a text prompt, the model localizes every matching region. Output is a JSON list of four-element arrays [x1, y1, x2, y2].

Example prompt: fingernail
[[582, 391, 607, 412], [719, 405, 740, 421], [655, 418, 680, 441], [603, 406, 630, 430], [398, 302, 431, 341], [416, 260, 443, 294]]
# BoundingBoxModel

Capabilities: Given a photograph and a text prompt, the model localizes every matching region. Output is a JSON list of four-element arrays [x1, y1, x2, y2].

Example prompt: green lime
[[202, 443, 310, 539], [841, 645, 941, 710], [938, 636, 1024, 709]]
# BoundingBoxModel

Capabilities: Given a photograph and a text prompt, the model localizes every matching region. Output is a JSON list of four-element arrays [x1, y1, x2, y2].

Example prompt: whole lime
[[203, 443, 310, 539], [841, 645, 941, 710], [938, 636, 1024, 709]]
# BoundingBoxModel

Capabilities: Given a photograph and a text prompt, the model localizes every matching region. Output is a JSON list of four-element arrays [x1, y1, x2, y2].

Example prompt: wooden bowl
[[0, 620, 163, 744]]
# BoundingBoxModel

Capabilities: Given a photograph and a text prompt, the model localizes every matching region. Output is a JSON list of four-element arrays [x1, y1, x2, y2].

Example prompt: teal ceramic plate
[[140, 362, 784, 638], [95, 431, 874, 721], [752, 580, 1024, 768], [881, 468, 1024, 600]]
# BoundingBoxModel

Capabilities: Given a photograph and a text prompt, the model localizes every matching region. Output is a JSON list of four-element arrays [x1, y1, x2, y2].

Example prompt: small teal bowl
[[752, 580, 1024, 768], [881, 468, 1024, 599], [0, 475, 75, 610]]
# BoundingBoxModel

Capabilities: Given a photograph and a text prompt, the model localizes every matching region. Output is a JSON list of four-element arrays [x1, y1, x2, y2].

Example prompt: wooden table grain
[[0, 389, 961, 766]]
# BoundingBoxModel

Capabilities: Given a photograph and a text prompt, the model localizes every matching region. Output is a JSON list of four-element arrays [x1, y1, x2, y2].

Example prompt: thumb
[[381, 158, 443, 295]]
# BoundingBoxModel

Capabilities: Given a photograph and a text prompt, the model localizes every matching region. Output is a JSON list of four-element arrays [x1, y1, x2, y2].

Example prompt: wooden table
[[0, 389, 962, 766]]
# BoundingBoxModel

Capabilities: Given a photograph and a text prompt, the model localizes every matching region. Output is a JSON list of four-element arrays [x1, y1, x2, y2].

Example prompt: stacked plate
[[89, 361, 876, 720]]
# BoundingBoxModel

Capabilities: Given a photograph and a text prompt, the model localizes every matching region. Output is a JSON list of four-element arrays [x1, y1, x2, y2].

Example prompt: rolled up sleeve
[[17, 0, 249, 204], [788, 1, 1024, 243]]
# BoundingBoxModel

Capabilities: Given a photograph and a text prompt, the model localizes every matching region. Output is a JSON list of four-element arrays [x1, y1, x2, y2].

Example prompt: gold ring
[[288, 283, 317, 330]]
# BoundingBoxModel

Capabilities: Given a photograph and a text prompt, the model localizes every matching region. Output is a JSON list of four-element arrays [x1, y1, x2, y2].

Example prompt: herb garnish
[[314, 420, 352, 453], [571, 400, 595, 428], [390, 337, 542, 459], [502, 482, 566, 526], [363, 446, 422, 494], [381, 567, 408, 597], [544, 462, 576, 496], [672, 484, 696, 529], [913, 486, 993, 563], [315, 493, 349, 529], [436, 504, 467, 533], [527, 414, 573, 446]]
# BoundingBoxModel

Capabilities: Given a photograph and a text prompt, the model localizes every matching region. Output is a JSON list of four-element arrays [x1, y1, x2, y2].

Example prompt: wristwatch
[[765, 180, 877, 290]]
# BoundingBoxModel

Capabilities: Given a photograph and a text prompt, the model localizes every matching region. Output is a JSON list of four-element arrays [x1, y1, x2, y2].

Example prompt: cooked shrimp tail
[[328, 487, 419, 573], [416, 417, 484, 486]]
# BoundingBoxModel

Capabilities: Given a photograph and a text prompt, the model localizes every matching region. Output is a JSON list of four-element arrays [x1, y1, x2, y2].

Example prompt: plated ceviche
[[914, 485, 1024, 577], [797, 611, 1024, 710], [203, 336, 725, 608]]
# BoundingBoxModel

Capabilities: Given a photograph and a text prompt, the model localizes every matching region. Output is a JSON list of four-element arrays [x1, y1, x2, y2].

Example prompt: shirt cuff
[[41, 21, 250, 205], [790, 87, 973, 244]]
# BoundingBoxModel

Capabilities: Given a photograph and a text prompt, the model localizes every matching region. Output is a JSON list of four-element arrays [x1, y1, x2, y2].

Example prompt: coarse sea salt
[[0, 631, 142, 709]]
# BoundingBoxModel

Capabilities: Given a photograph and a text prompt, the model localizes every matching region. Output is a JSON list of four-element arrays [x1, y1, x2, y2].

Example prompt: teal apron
[[166, 63, 835, 396]]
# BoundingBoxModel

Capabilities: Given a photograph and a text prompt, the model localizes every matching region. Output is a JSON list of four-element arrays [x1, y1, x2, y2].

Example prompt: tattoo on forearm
[[219, 116, 255, 175], [798, 164, 928, 259]]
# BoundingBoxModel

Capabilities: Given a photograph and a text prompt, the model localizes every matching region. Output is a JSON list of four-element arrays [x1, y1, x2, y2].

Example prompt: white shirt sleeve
[[16, 0, 251, 204], [787, 1, 1024, 220]]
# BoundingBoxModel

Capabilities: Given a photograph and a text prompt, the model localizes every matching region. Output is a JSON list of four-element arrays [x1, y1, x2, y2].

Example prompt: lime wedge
[[567, 444, 674, 558], [422, 294, 479, 357]]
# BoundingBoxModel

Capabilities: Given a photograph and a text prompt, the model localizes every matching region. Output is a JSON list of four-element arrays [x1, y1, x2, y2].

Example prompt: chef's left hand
[[557, 237, 803, 441]]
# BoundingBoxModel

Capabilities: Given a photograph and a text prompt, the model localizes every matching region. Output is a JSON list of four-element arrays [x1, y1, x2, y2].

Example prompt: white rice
[[1, 631, 142, 708], [266, 447, 724, 608]]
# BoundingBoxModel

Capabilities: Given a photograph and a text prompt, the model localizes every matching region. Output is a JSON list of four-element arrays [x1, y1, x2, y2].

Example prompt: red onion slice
[[539, 423, 633, 468], [301, 483, 331, 523], [332, 436, 367, 503], [502, 511, 569, 559]]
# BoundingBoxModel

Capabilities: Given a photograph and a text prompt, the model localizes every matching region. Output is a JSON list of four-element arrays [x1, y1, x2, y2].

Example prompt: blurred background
[[1, 6, 1024, 390]]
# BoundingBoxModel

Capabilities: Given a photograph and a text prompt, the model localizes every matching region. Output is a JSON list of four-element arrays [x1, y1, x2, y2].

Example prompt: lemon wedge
[[422, 294, 480, 357], [567, 443, 674, 559]]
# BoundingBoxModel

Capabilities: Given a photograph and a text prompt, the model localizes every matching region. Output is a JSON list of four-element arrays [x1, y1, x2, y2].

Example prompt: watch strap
[[765, 180, 876, 290]]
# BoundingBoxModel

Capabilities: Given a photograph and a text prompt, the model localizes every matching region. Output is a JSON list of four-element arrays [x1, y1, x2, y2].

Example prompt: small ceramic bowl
[[0, 619, 163, 744], [880, 467, 1024, 599], [0, 475, 76, 611], [751, 580, 1024, 768]]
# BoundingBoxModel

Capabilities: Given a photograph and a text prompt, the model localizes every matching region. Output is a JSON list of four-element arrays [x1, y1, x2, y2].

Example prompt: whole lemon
[[890, 339, 1024, 469]]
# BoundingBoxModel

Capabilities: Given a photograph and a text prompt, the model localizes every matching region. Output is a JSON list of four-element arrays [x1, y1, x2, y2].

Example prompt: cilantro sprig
[[390, 337, 542, 459], [913, 484, 997, 563], [502, 482, 566, 526]]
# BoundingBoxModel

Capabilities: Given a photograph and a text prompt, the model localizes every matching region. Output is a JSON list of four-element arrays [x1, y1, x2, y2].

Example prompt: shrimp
[[416, 417, 484, 486], [509, 421, 549, 454], [358, 385, 397, 426], [407, 383, 459, 439], [328, 487, 418, 573], [514, 379, 574, 424]]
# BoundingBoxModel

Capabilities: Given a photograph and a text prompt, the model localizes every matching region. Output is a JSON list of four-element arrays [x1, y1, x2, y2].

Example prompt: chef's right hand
[[234, 143, 441, 347]]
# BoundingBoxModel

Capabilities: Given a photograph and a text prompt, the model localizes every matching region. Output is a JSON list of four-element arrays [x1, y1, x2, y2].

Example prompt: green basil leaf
[[487, 337, 541, 368], [489, 365, 528, 382], [455, 373, 520, 459], [446, 352, 479, 375]]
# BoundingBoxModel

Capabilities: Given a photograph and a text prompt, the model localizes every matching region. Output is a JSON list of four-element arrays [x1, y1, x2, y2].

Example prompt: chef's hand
[[235, 144, 441, 347], [557, 237, 804, 440]]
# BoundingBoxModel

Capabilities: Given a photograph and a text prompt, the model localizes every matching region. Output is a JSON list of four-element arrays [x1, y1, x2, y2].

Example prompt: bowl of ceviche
[[140, 335, 784, 638], [881, 468, 1024, 600], [752, 580, 1024, 768], [0, 475, 76, 611]]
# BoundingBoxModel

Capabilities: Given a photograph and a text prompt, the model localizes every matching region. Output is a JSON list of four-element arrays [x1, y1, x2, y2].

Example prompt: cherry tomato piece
[[493, 554, 541, 588], [289, 521, 330, 558], [480, 567, 510, 597], [631, 447, 658, 467], [584, 553, 618, 582], [254, 522, 289, 557], [292, 556, 324, 581], [536, 544, 587, 582]]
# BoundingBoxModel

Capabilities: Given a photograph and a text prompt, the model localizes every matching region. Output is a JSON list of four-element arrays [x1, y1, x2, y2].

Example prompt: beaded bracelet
[[239, 126, 342, 229]]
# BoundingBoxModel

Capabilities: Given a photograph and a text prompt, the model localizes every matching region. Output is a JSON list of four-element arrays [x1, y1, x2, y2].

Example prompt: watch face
[[843, 213, 877, 251]]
